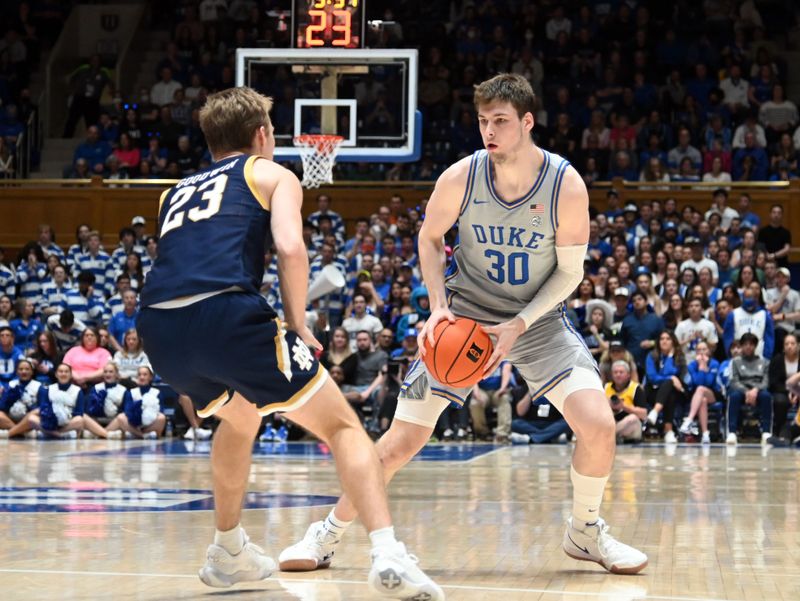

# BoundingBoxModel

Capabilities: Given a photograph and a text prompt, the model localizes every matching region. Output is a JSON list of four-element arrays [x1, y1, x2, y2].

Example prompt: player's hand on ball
[[482, 317, 526, 374], [419, 307, 456, 357]]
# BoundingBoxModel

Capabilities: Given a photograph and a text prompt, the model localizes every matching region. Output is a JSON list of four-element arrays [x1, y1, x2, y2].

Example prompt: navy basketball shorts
[[138, 292, 327, 418]]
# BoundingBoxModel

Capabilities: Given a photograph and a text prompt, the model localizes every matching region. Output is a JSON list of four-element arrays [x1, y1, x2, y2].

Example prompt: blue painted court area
[[0, 486, 338, 513], [69, 440, 501, 462]]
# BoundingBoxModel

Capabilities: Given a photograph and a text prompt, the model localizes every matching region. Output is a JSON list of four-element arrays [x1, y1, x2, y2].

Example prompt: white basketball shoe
[[563, 517, 648, 574], [279, 521, 338, 571], [368, 541, 445, 600], [198, 532, 276, 588]]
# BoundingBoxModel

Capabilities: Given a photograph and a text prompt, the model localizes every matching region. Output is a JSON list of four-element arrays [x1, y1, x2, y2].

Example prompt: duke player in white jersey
[[281, 74, 648, 575]]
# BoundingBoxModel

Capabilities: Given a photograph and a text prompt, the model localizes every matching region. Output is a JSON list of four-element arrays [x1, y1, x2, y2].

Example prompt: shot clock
[[293, 0, 365, 49]]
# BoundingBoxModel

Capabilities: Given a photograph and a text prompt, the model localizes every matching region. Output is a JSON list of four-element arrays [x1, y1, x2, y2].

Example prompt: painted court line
[[0, 567, 742, 600], [464, 445, 507, 463], [374, 499, 798, 508]]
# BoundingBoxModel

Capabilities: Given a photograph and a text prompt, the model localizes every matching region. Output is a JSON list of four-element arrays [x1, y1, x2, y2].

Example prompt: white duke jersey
[[445, 148, 571, 319]]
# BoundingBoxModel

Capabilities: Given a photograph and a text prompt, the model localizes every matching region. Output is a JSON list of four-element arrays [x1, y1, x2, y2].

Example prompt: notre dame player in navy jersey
[[138, 87, 442, 599]]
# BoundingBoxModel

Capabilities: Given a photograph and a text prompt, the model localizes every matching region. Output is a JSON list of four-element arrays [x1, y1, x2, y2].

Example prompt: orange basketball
[[422, 318, 494, 388]]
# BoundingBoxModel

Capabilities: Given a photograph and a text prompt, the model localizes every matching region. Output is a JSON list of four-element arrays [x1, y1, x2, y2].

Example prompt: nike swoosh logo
[[473, 198, 489, 204], [567, 532, 590, 555]]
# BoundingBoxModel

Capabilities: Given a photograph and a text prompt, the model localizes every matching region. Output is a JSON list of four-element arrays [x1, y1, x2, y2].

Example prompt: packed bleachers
[[54, 0, 800, 183], [2, 2, 800, 446], [0, 1, 74, 178], [1, 183, 799, 446]]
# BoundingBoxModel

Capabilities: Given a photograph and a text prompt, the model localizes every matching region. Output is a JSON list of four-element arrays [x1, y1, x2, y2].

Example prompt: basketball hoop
[[293, 134, 343, 188]]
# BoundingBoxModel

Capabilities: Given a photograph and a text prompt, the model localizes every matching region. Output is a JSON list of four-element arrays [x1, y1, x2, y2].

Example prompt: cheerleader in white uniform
[[82, 362, 128, 439], [114, 365, 166, 439], [0, 359, 42, 437], [25, 363, 85, 438]]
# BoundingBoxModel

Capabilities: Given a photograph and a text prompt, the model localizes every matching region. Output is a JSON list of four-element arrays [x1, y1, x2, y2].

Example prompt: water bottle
[[165, 418, 173, 438]]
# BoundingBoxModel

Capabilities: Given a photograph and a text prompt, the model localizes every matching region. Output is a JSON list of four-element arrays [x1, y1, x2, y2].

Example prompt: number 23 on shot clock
[[293, 0, 365, 49]]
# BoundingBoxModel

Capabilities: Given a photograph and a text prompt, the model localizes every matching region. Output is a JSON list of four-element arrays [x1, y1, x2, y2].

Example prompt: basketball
[[422, 318, 494, 388]]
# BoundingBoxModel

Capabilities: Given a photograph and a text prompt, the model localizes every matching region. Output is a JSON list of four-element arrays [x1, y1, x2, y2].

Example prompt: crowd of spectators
[[286, 189, 799, 446], [0, 218, 178, 440], [59, 1, 800, 183], [1, 185, 799, 447], [5, 1, 800, 446], [1, 1, 71, 178]]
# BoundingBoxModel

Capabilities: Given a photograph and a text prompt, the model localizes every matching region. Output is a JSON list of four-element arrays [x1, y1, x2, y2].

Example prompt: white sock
[[215, 524, 245, 555], [369, 526, 398, 550], [570, 466, 609, 526], [323, 509, 352, 540]]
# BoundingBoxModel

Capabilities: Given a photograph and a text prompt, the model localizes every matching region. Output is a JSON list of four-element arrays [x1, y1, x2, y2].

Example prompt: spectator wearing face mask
[[723, 284, 775, 359]]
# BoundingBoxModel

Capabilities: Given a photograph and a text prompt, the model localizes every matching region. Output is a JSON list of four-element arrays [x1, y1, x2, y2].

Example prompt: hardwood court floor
[[0, 439, 798, 601]]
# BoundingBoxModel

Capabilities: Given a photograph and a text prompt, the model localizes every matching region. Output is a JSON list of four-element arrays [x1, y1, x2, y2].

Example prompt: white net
[[293, 135, 344, 188]]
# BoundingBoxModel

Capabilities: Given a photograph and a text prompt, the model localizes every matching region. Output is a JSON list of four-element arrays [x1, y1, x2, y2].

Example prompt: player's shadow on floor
[[202, 589, 292, 599]]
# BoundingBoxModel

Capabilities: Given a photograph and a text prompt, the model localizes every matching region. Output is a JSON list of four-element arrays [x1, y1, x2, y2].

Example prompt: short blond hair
[[199, 87, 273, 155]]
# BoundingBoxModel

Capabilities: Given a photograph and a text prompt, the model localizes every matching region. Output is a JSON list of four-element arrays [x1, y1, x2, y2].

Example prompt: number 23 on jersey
[[160, 174, 228, 237]]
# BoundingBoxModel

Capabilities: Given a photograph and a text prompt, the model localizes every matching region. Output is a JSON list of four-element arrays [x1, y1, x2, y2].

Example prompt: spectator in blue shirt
[[0, 253, 15, 300], [45, 310, 87, 354], [679, 341, 720, 444], [72, 231, 113, 296], [604, 189, 623, 219], [667, 127, 703, 176], [73, 125, 112, 174], [736, 193, 761, 229], [704, 114, 732, 152], [732, 132, 769, 180], [620, 290, 664, 373], [723, 284, 775, 359], [65, 271, 106, 328], [587, 220, 612, 270], [97, 112, 119, 144], [608, 150, 638, 180], [308, 194, 346, 241], [0, 326, 25, 394], [36, 224, 65, 263], [343, 218, 369, 255], [686, 64, 716, 112], [108, 290, 139, 351], [16, 242, 48, 311], [644, 330, 687, 443], [9, 298, 41, 353]]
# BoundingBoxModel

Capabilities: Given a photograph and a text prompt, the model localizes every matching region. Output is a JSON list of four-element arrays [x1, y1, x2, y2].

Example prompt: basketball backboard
[[235, 48, 420, 162]]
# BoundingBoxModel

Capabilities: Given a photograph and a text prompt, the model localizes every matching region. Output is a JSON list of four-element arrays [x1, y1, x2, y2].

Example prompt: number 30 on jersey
[[160, 174, 228, 237], [484, 250, 529, 285]]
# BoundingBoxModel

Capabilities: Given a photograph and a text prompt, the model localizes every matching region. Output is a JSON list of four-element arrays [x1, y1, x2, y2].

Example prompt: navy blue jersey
[[141, 155, 274, 307]]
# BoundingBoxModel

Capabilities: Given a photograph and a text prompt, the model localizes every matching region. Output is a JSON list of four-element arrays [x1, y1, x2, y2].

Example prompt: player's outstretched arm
[[259, 161, 321, 350], [483, 166, 589, 373], [417, 159, 469, 354]]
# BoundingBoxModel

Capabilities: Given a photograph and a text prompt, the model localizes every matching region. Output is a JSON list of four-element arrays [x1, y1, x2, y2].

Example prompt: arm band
[[517, 244, 588, 330]]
